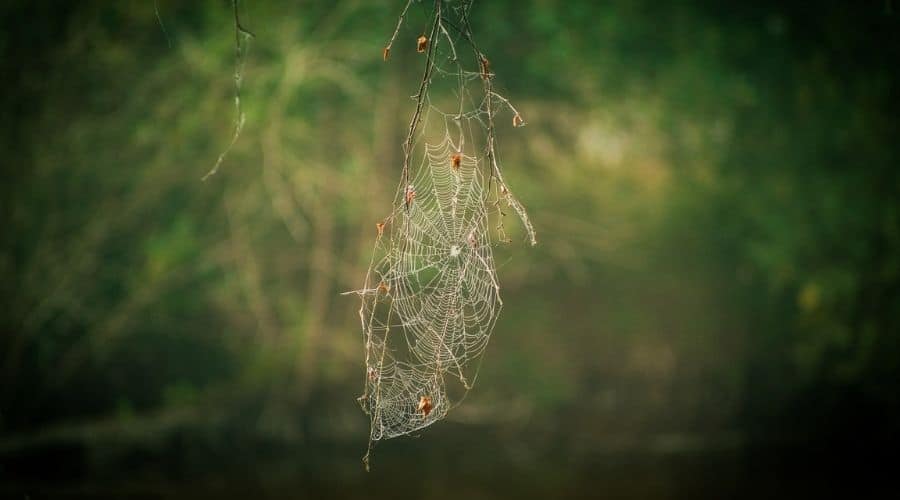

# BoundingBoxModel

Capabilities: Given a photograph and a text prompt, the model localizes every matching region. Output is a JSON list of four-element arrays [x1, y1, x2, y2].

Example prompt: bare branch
[[203, 0, 254, 181]]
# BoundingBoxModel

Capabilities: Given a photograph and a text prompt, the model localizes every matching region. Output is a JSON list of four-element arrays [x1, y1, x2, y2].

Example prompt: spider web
[[357, 135, 500, 435], [349, 0, 536, 470]]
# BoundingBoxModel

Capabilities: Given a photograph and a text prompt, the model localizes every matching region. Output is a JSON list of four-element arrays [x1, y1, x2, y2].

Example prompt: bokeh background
[[2, 1, 899, 498]]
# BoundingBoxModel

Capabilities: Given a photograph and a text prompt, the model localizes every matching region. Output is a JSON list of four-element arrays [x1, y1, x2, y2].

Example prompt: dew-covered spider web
[[348, 0, 536, 470]]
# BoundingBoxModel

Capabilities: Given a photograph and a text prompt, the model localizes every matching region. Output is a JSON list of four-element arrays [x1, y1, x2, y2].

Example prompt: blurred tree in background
[[0, 0, 898, 497]]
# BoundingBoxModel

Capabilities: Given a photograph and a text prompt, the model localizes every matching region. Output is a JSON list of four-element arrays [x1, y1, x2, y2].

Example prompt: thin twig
[[383, 0, 413, 59], [400, 0, 442, 204], [203, 0, 255, 181], [155, 0, 172, 48], [459, 3, 537, 245], [490, 91, 525, 125]]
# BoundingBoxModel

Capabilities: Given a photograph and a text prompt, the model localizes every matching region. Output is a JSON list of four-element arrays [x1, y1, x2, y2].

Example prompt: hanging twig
[[154, 0, 172, 48], [203, 0, 255, 181]]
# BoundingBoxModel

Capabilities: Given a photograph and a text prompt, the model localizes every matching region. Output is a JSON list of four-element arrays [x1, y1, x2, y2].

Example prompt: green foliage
[[0, 0, 897, 447]]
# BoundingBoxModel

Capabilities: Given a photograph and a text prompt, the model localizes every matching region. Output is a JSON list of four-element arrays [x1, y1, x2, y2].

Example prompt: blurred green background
[[1, 1, 899, 498]]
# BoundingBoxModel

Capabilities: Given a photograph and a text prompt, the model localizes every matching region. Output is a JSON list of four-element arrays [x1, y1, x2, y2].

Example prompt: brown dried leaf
[[417, 395, 433, 416]]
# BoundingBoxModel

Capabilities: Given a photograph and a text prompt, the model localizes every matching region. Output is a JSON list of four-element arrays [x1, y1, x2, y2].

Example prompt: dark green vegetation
[[1, 1, 898, 498]]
